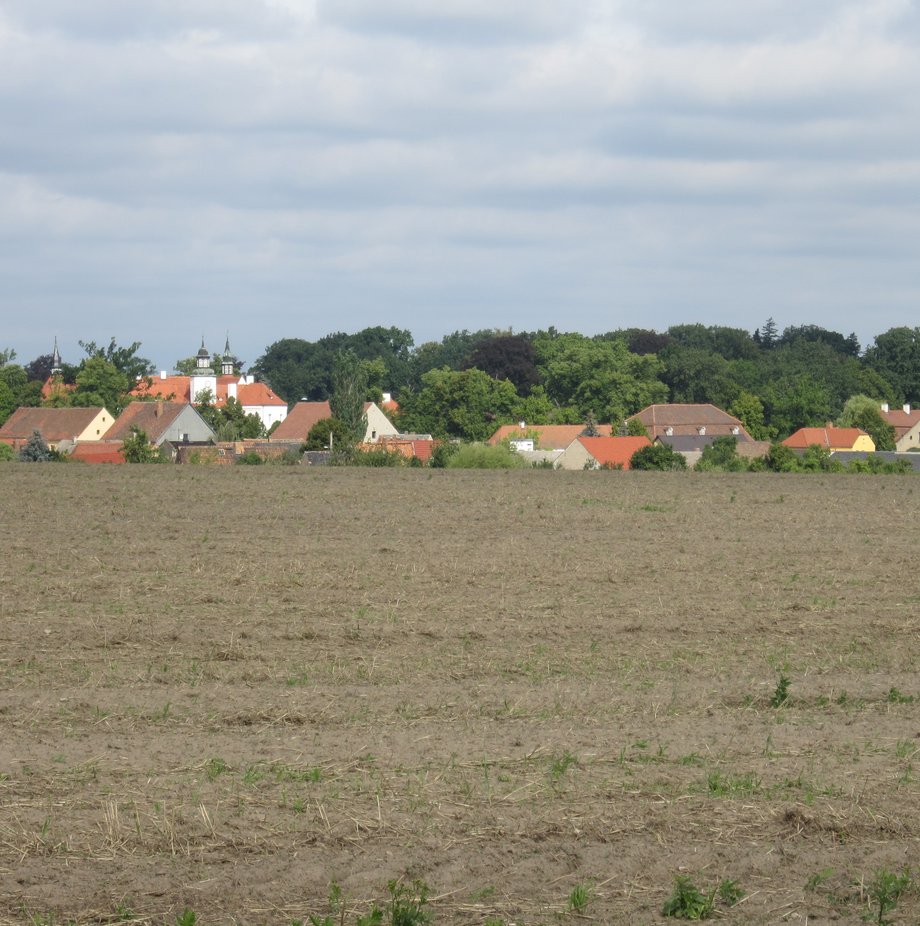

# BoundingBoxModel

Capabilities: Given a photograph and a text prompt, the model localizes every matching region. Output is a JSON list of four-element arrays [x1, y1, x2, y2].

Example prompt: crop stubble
[[0, 465, 917, 924]]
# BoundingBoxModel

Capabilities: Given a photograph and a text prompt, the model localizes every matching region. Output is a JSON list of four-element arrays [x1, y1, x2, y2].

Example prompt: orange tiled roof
[[782, 426, 868, 450], [576, 436, 651, 468], [104, 402, 188, 442], [880, 407, 920, 439], [41, 376, 76, 400], [0, 406, 108, 442], [237, 382, 287, 407], [488, 423, 614, 449], [270, 401, 333, 441], [629, 404, 752, 440]]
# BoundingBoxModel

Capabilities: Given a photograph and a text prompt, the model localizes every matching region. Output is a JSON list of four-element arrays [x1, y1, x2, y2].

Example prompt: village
[[2, 335, 919, 471]]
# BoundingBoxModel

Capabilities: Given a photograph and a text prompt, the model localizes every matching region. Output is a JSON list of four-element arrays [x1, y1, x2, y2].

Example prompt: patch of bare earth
[[0, 465, 917, 925]]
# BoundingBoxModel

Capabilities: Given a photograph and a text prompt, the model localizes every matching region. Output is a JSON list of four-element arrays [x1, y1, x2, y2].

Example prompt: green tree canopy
[[864, 327, 920, 403], [629, 442, 687, 471], [72, 357, 131, 414], [397, 367, 520, 441], [121, 426, 160, 463], [329, 349, 369, 445], [837, 395, 896, 451]]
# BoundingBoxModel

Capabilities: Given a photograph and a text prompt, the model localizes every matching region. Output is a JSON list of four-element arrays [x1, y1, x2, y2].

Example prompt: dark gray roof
[[831, 451, 920, 472]]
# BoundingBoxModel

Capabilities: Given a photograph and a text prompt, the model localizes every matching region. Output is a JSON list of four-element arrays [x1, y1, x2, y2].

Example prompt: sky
[[1, 0, 919, 372]]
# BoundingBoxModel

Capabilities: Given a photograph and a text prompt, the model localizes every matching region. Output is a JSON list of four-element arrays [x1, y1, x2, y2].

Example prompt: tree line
[[3, 322, 920, 446]]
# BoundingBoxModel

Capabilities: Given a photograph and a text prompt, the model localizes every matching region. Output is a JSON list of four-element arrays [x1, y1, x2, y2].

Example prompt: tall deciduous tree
[[864, 327, 920, 403], [837, 395, 896, 451], [329, 349, 369, 445], [72, 358, 130, 413]]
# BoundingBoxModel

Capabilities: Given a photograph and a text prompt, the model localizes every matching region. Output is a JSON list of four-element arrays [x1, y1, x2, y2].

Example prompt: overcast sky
[[2, 0, 918, 370]]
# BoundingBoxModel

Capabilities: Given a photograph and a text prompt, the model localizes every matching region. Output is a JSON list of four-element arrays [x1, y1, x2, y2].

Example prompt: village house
[[555, 435, 651, 470], [0, 406, 114, 452], [270, 400, 399, 445], [131, 338, 288, 431], [104, 401, 217, 449], [781, 425, 875, 453], [627, 404, 753, 443], [488, 423, 614, 451], [879, 403, 920, 452]]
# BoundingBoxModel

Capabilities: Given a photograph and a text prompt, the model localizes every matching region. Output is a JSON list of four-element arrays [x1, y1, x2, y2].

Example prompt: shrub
[[695, 436, 745, 472], [303, 417, 352, 452], [630, 443, 687, 471], [446, 443, 527, 469], [428, 441, 459, 468], [19, 430, 53, 462], [0, 442, 14, 462], [237, 451, 264, 465]]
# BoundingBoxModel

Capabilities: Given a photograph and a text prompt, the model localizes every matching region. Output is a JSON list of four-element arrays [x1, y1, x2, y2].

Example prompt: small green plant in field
[[567, 882, 593, 914], [886, 687, 914, 704], [864, 868, 911, 925], [770, 675, 791, 707], [662, 876, 743, 919], [705, 771, 760, 797], [205, 757, 230, 781], [661, 876, 716, 919], [286, 670, 311, 687], [387, 879, 429, 926], [176, 910, 196, 926], [549, 751, 577, 787], [805, 869, 835, 892]]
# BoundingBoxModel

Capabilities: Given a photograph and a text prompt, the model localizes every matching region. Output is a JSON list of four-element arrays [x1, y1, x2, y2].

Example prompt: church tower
[[51, 337, 63, 376], [221, 334, 235, 376], [190, 336, 217, 403]]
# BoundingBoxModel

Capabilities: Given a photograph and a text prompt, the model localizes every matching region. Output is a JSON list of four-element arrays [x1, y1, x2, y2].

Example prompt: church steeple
[[51, 337, 62, 376], [196, 336, 213, 373], [221, 333, 235, 375]]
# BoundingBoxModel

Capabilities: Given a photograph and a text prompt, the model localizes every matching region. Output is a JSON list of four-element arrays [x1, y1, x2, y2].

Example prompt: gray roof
[[831, 451, 920, 472]]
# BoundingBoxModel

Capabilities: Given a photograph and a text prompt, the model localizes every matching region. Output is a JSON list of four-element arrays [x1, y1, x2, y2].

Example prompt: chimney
[[228, 383, 237, 400], [698, 426, 706, 436], [905, 404, 912, 415], [382, 392, 392, 404], [519, 421, 526, 430], [155, 400, 163, 418], [160, 370, 167, 380]]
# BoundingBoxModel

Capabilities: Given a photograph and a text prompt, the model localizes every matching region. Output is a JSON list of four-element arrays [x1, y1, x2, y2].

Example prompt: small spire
[[51, 337, 62, 375], [224, 331, 231, 354]]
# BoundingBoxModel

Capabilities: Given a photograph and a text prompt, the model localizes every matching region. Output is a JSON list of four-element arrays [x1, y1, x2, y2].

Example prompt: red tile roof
[[782, 426, 869, 449], [270, 401, 333, 441], [40, 377, 76, 401], [104, 402, 188, 442], [373, 436, 435, 461], [628, 404, 751, 440], [488, 423, 614, 449], [0, 406, 109, 442], [236, 382, 287, 407], [880, 406, 920, 439], [69, 442, 126, 464], [132, 376, 192, 403], [576, 436, 651, 469]]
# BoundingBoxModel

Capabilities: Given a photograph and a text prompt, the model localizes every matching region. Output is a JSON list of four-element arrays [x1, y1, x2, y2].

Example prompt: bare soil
[[0, 465, 918, 925]]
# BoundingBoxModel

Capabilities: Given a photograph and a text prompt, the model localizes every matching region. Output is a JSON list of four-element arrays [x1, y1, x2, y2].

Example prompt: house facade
[[555, 436, 651, 470], [488, 423, 614, 450], [271, 401, 398, 444], [0, 406, 113, 451], [627, 404, 753, 442], [880, 404, 920, 452], [104, 402, 217, 446], [782, 426, 875, 452]]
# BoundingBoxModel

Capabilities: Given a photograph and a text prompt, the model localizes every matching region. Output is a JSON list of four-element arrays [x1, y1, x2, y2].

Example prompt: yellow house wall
[[76, 408, 115, 442], [847, 434, 876, 452]]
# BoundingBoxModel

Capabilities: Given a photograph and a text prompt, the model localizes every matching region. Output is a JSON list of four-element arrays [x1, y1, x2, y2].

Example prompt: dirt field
[[1, 465, 918, 925]]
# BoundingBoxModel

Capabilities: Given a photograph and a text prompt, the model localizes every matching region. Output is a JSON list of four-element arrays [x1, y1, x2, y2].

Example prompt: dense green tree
[[778, 324, 860, 357], [79, 338, 153, 382], [667, 324, 759, 361], [329, 349, 369, 445], [533, 332, 667, 422], [72, 358, 131, 413], [730, 392, 772, 441], [0, 442, 14, 462], [121, 426, 160, 463], [864, 327, 920, 403], [837, 395, 896, 451], [406, 329, 498, 390], [763, 374, 832, 437], [629, 442, 687, 471], [304, 417, 352, 451], [660, 345, 741, 408], [397, 367, 520, 441], [696, 436, 745, 472], [754, 317, 779, 349]]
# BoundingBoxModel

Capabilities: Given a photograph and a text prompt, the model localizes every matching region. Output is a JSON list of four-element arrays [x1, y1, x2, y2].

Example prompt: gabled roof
[[0, 406, 109, 442], [629, 404, 752, 440], [879, 406, 920, 439], [576, 436, 651, 468], [488, 423, 614, 449], [270, 401, 333, 441], [236, 382, 287, 407], [782, 426, 869, 450], [104, 402, 195, 442], [132, 376, 192, 403]]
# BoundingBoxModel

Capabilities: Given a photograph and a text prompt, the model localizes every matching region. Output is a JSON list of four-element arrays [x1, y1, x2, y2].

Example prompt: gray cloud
[[1, 0, 919, 365]]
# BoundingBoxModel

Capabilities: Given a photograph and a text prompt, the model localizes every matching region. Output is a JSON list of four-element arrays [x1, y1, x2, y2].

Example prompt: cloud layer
[[1, 0, 918, 367]]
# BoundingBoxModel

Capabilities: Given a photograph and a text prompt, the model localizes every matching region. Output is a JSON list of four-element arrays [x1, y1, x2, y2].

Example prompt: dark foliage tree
[[121, 426, 160, 463], [19, 430, 52, 462], [864, 327, 920, 403], [79, 338, 153, 382], [72, 358, 131, 414], [778, 325, 860, 357], [464, 334, 541, 393], [303, 417, 352, 451], [696, 436, 745, 472]]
